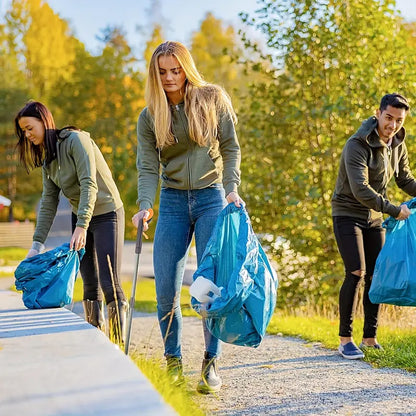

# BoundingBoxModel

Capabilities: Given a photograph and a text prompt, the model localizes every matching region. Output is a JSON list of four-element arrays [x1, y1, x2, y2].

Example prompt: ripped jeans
[[333, 215, 385, 338]]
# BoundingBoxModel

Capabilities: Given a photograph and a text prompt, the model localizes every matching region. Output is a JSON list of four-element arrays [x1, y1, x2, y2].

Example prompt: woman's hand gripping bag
[[190, 203, 278, 347], [369, 197, 416, 306], [14, 243, 84, 309]]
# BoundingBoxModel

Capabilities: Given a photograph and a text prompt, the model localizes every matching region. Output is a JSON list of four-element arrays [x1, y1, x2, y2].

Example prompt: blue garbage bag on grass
[[369, 197, 416, 306], [15, 243, 84, 309], [191, 203, 278, 348]]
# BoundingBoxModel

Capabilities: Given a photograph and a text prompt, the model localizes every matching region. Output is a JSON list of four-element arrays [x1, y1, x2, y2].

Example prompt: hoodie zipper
[[175, 104, 192, 189], [56, 140, 61, 188], [46, 141, 61, 187]]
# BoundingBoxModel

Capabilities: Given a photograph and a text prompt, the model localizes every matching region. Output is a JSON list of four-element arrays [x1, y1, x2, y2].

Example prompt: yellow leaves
[[144, 24, 164, 68], [100, 145, 113, 154]]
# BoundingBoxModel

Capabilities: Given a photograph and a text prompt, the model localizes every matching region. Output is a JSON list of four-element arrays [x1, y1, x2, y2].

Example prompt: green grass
[[0, 247, 26, 280], [268, 311, 416, 372], [0, 247, 25, 280], [0, 247, 27, 265], [131, 353, 206, 416]]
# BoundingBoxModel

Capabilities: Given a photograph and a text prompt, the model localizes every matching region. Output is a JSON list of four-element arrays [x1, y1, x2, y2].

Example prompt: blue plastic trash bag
[[191, 203, 278, 348], [369, 197, 416, 306], [15, 243, 84, 309]]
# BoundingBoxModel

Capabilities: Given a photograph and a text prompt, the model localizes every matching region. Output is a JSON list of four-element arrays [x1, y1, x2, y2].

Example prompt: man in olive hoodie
[[332, 93, 416, 359]]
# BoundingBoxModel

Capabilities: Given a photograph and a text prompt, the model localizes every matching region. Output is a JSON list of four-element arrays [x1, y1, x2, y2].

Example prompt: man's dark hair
[[380, 93, 410, 112]]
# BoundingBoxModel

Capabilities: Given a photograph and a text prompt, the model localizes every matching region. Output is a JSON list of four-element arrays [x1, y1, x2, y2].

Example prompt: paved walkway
[[0, 290, 176, 416]]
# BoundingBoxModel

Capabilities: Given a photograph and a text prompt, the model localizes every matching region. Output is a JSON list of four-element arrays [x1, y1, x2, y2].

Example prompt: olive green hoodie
[[136, 102, 241, 210], [332, 116, 416, 220], [33, 129, 122, 244]]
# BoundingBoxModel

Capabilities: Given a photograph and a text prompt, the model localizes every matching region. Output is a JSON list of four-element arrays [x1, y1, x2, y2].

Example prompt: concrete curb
[[0, 290, 176, 416]]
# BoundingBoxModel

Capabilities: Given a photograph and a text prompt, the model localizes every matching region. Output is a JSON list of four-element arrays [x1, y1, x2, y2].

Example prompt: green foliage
[[1, 1, 146, 238], [191, 13, 239, 91], [3, 0, 416, 314], [238, 0, 416, 308]]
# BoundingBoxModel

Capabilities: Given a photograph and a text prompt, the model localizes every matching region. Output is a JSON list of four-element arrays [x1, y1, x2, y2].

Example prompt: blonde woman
[[132, 41, 243, 393]]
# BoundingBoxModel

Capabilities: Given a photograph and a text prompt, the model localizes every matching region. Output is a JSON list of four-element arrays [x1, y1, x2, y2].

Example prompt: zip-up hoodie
[[33, 129, 123, 244], [136, 102, 241, 210], [332, 116, 416, 220]]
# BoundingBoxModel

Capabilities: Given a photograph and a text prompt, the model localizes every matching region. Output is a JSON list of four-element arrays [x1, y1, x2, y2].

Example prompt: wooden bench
[[0, 222, 34, 249]]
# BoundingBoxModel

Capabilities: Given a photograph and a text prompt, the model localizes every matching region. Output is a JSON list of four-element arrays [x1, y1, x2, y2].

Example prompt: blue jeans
[[153, 185, 227, 358]]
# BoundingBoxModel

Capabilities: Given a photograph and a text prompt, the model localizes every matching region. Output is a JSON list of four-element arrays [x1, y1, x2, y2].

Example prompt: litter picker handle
[[135, 209, 154, 254], [135, 220, 144, 255], [125, 209, 153, 355]]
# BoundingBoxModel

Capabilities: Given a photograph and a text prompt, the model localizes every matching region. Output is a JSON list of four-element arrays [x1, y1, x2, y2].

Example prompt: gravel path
[[127, 311, 416, 416]]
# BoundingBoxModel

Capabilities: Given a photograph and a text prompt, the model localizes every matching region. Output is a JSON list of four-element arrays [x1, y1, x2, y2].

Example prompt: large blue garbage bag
[[191, 203, 278, 348], [15, 243, 84, 309], [369, 198, 416, 306]]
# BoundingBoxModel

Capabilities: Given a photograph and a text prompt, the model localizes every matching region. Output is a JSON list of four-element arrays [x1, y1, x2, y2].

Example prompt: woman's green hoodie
[[332, 116, 416, 220], [33, 130, 123, 244], [136, 103, 241, 210]]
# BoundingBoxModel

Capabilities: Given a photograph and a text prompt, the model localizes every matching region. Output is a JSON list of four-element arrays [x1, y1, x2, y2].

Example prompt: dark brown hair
[[14, 101, 57, 172]]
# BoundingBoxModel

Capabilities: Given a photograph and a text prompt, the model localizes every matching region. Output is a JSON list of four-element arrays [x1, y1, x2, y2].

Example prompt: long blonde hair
[[146, 41, 237, 148]]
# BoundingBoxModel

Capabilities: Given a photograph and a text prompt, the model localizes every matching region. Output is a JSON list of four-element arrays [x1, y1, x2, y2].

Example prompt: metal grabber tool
[[124, 208, 153, 355]]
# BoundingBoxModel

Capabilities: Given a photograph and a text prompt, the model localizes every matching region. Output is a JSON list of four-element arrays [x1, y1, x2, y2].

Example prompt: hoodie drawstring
[[394, 147, 399, 176], [383, 147, 389, 185], [383, 146, 399, 184]]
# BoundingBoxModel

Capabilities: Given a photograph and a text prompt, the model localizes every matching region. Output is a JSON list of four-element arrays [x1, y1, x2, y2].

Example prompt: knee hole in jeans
[[351, 269, 365, 278]]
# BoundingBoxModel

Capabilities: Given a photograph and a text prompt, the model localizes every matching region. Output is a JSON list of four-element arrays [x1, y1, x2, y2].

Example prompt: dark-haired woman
[[15, 101, 127, 343]]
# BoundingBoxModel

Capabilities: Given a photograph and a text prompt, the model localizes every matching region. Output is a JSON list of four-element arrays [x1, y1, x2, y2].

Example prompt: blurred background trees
[[1, 0, 415, 309]]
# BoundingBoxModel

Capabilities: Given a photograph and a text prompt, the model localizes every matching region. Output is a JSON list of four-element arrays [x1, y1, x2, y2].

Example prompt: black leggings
[[72, 207, 125, 304], [333, 215, 385, 338]]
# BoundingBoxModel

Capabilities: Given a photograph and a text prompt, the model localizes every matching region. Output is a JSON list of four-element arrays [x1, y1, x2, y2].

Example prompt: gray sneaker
[[359, 342, 383, 350]]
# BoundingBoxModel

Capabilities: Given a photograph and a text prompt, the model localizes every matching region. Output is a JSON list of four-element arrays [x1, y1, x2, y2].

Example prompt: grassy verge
[[131, 353, 205, 416], [268, 309, 416, 372], [0, 247, 26, 279], [0, 247, 27, 265]]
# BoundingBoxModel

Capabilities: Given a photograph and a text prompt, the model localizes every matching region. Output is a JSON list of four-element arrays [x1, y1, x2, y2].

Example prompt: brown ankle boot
[[82, 299, 105, 331], [197, 352, 222, 394], [107, 299, 128, 344]]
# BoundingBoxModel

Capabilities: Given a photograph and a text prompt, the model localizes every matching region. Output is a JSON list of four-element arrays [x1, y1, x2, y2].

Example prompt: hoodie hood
[[58, 128, 86, 141], [353, 116, 406, 148]]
